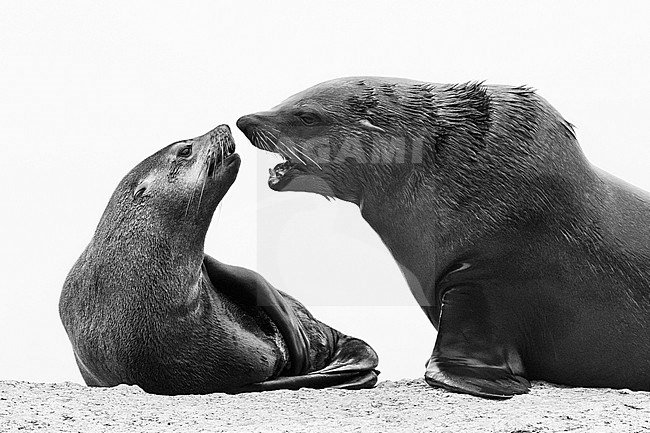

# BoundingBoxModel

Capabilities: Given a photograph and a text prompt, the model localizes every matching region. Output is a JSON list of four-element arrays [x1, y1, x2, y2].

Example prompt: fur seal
[[59, 124, 378, 395], [237, 77, 650, 398]]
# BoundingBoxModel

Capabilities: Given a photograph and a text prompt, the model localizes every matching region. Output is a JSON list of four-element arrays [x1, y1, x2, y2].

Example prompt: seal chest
[[238, 76, 650, 398]]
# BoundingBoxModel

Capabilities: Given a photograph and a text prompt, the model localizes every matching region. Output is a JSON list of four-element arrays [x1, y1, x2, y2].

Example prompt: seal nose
[[236, 114, 256, 136], [217, 124, 231, 134]]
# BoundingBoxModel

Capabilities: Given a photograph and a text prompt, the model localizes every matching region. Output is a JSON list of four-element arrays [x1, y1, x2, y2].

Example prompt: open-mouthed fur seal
[[237, 77, 650, 398]]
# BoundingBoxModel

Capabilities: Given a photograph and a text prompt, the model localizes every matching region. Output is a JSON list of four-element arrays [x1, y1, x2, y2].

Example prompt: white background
[[1, 0, 648, 384]]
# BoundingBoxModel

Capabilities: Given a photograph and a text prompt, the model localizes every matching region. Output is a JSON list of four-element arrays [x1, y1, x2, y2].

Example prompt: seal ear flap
[[133, 178, 152, 199], [357, 119, 386, 134]]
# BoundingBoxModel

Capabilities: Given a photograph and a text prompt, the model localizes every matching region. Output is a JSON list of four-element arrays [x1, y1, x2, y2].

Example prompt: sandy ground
[[1, 379, 649, 432]]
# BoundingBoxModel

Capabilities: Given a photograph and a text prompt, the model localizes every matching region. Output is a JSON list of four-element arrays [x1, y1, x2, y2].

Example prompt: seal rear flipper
[[239, 333, 380, 392], [303, 333, 379, 389], [310, 334, 379, 375], [425, 360, 529, 399], [426, 285, 529, 398], [202, 254, 311, 375]]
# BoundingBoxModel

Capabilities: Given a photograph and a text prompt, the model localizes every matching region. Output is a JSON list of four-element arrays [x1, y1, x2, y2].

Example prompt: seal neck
[[87, 214, 207, 307], [360, 195, 444, 296]]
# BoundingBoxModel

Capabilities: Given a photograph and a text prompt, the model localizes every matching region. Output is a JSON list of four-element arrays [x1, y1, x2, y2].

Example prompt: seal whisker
[[184, 175, 201, 218], [254, 130, 270, 152], [293, 145, 323, 170], [184, 195, 193, 218], [262, 130, 282, 154], [191, 148, 211, 213], [261, 131, 274, 152], [279, 141, 307, 165], [262, 128, 279, 141], [252, 130, 262, 150], [197, 171, 208, 210], [265, 131, 307, 165], [250, 130, 259, 149], [185, 149, 214, 218], [257, 132, 268, 148], [259, 128, 321, 169], [221, 140, 225, 167], [210, 149, 218, 177], [258, 130, 276, 153]]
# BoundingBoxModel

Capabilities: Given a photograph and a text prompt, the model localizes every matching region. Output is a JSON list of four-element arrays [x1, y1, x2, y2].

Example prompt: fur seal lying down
[[59, 125, 378, 395], [237, 77, 650, 398]]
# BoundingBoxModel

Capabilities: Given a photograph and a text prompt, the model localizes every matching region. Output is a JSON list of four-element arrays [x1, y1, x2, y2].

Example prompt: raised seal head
[[113, 124, 240, 244], [60, 123, 379, 394]]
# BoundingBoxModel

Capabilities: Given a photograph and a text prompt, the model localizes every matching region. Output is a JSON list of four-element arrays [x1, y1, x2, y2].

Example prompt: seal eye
[[177, 145, 192, 158], [298, 113, 319, 126]]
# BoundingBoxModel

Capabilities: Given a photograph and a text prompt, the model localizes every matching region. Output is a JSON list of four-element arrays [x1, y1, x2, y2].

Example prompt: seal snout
[[236, 113, 280, 154], [212, 124, 236, 157], [199, 124, 238, 179], [217, 123, 231, 134], [236, 113, 273, 141], [236, 114, 255, 136], [211, 136, 237, 171]]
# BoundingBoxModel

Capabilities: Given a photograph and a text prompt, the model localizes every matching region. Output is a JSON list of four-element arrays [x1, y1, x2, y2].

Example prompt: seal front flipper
[[202, 254, 311, 374], [425, 286, 530, 399], [425, 361, 529, 399]]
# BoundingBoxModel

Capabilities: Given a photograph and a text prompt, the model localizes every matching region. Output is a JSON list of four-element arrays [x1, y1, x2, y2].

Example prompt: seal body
[[59, 125, 378, 395], [237, 77, 650, 398]]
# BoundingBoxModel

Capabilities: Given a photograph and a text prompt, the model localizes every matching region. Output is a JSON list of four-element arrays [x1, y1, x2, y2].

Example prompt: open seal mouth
[[206, 128, 237, 178], [246, 129, 321, 189], [268, 159, 304, 187]]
